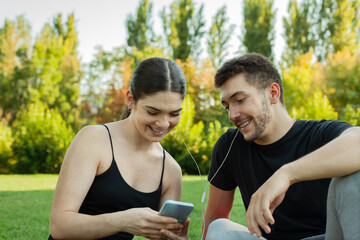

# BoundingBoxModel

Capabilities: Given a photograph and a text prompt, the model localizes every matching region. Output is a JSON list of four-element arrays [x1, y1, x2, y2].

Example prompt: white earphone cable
[[176, 126, 239, 239]]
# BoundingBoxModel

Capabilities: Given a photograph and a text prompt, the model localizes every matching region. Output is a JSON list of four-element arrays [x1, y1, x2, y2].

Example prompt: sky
[[0, 0, 289, 64]]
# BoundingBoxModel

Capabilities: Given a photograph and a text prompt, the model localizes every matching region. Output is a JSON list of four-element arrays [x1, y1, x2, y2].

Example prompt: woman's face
[[131, 90, 183, 142]]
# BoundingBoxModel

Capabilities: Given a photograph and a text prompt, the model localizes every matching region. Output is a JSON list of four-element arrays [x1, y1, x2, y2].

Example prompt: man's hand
[[246, 170, 291, 237]]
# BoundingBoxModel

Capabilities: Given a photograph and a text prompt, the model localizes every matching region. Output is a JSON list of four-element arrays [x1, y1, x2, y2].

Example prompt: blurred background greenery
[[0, 0, 359, 174]]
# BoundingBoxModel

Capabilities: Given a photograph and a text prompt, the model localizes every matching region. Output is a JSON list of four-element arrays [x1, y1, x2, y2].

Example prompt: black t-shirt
[[208, 119, 352, 240]]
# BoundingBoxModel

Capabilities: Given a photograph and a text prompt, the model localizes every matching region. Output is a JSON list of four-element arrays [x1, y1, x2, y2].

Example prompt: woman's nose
[[155, 116, 170, 129]]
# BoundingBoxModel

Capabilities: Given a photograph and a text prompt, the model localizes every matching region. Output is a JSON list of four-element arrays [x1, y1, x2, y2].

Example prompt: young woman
[[49, 57, 189, 240]]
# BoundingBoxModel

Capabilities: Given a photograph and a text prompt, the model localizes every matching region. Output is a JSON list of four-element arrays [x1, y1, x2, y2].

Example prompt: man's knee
[[206, 219, 259, 240], [206, 218, 229, 240], [329, 171, 360, 197], [326, 171, 360, 240]]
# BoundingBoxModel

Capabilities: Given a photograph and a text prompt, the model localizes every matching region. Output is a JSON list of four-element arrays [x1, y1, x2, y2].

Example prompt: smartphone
[[158, 200, 194, 224]]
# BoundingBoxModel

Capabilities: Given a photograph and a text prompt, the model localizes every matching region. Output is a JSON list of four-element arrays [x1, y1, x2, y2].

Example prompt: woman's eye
[[170, 113, 180, 117], [147, 111, 157, 115], [237, 98, 245, 103]]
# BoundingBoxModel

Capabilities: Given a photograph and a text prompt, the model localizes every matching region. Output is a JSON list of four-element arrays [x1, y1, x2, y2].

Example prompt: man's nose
[[228, 105, 241, 123]]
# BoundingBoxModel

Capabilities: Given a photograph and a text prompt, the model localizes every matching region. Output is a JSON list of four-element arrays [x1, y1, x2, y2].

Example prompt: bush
[[161, 95, 226, 174], [290, 90, 338, 120], [11, 102, 74, 173], [0, 119, 14, 173], [341, 104, 360, 126]]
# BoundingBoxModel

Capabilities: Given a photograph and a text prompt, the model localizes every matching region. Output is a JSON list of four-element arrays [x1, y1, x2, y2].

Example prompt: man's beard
[[238, 97, 271, 142]]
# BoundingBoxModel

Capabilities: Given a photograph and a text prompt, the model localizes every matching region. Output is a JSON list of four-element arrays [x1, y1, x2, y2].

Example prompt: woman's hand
[[122, 208, 183, 239], [159, 218, 190, 240]]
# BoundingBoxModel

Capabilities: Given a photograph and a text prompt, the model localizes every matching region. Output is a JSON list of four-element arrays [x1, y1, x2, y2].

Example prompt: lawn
[[0, 174, 246, 239]]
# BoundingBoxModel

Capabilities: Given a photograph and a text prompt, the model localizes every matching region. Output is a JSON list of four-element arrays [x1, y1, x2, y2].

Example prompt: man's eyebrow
[[229, 91, 246, 100], [221, 91, 246, 104], [145, 106, 182, 112]]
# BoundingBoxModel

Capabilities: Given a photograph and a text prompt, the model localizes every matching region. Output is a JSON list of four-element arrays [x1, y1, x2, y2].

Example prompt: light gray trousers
[[206, 171, 360, 240]]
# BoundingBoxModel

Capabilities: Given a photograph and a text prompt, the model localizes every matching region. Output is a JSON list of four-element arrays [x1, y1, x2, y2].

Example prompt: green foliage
[[30, 13, 82, 130], [126, 0, 155, 50], [282, 0, 360, 64], [243, 0, 275, 60], [323, 47, 360, 114], [1, 1, 360, 174], [283, 49, 359, 124], [0, 119, 14, 173], [0, 16, 32, 122], [328, 0, 360, 53], [282, 0, 317, 66], [161, 0, 205, 61], [341, 104, 360, 126], [316, 0, 360, 61], [282, 51, 321, 110], [11, 102, 74, 173], [289, 90, 338, 120], [207, 6, 235, 69], [161, 95, 226, 174]]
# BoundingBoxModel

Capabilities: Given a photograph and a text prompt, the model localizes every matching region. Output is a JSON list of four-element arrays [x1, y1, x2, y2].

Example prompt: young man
[[203, 53, 360, 240]]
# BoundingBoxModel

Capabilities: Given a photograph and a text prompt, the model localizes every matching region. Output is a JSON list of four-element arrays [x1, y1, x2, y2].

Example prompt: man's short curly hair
[[215, 53, 284, 105]]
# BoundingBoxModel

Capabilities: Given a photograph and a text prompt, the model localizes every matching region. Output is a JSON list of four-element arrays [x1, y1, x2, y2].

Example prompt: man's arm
[[285, 126, 360, 182], [202, 184, 236, 239], [246, 126, 360, 237]]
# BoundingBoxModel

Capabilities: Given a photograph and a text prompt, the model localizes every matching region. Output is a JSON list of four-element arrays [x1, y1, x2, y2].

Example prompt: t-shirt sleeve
[[316, 120, 353, 144], [208, 129, 237, 191]]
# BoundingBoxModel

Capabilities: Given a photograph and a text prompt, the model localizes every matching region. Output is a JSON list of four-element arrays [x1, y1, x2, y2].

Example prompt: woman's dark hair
[[214, 53, 284, 105], [121, 57, 187, 119]]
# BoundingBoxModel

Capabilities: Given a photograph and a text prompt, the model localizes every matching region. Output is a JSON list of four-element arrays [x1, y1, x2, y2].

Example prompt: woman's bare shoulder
[[163, 149, 182, 175], [64, 125, 110, 163]]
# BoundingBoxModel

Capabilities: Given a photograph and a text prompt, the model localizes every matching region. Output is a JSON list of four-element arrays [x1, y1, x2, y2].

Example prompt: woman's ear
[[126, 90, 134, 110], [269, 83, 280, 104]]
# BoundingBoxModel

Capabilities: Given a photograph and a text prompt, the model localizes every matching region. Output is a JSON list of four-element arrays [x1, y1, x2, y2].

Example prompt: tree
[[161, 0, 205, 61], [81, 45, 125, 123], [316, 0, 360, 61], [282, 51, 322, 111], [0, 16, 32, 122], [243, 0, 276, 60], [282, 0, 317, 66], [207, 6, 235, 69], [323, 47, 360, 116], [30, 13, 82, 130], [126, 0, 155, 51], [0, 118, 14, 173], [125, 0, 167, 67]]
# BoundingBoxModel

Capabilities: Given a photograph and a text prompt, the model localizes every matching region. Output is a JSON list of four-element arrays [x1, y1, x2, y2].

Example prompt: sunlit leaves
[[243, 0, 275, 60], [207, 6, 235, 69], [161, 0, 205, 61]]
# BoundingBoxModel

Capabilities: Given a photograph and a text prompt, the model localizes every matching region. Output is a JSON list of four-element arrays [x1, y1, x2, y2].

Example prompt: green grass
[[0, 174, 246, 239]]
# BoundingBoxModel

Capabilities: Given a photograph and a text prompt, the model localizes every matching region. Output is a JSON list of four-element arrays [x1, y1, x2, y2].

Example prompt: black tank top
[[49, 125, 165, 240]]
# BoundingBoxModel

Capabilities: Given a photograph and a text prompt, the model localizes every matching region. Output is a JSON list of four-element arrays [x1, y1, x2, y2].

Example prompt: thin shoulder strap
[[160, 148, 166, 184], [102, 124, 115, 160]]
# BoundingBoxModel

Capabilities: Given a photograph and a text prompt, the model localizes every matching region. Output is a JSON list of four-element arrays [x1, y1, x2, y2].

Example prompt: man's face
[[220, 73, 271, 143]]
